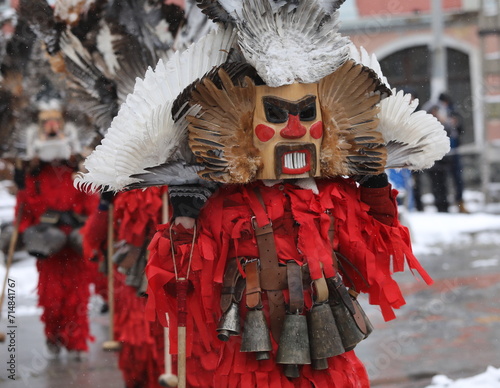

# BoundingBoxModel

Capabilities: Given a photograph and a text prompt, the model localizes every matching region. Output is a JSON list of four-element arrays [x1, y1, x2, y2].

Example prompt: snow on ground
[[407, 211, 500, 255], [1, 183, 500, 385], [0, 181, 40, 317], [0, 179, 15, 224], [425, 366, 500, 388]]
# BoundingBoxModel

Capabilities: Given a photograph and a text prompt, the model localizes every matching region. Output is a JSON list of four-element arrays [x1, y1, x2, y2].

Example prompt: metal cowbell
[[329, 301, 365, 351], [217, 302, 240, 341], [240, 309, 272, 360], [308, 303, 345, 370], [276, 313, 311, 372]]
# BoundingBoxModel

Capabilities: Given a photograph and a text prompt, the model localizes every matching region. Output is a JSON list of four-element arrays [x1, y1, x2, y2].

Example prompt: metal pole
[[431, 0, 448, 101]]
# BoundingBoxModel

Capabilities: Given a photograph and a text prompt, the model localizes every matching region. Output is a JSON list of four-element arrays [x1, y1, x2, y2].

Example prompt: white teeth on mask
[[284, 152, 307, 169]]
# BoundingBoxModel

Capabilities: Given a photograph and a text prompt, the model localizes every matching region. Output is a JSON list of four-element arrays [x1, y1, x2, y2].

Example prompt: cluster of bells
[[217, 274, 373, 379]]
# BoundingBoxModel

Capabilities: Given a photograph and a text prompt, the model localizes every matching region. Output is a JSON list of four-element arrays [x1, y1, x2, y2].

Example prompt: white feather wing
[[75, 26, 237, 192], [378, 89, 450, 170], [349, 44, 391, 89]]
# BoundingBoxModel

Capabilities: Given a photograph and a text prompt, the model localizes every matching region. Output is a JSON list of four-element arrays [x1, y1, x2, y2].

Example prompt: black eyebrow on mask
[[262, 95, 317, 115]]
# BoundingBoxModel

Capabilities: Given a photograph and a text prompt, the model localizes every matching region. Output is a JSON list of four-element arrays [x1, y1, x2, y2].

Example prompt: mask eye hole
[[299, 103, 316, 122], [264, 101, 288, 124]]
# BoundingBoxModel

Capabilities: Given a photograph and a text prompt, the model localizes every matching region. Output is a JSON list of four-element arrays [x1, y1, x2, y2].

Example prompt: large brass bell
[[327, 276, 365, 351], [276, 313, 311, 378], [217, 302, 240, 341], [240, 309, 272, 360], [308, 302, 345, 370]]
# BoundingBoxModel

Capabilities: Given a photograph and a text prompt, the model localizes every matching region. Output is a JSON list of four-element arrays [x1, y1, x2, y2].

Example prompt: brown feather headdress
[[319, 60, 390, 177], [76, 0, 449, 191], [188, 68, 261, 183]]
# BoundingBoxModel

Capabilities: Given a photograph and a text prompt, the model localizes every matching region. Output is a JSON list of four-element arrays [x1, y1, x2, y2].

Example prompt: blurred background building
[[340, 0, 500, 203]]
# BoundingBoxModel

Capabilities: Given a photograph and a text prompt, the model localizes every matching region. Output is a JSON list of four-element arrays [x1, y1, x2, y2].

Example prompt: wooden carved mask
[[38, 110, 65, 140], [253, 83, 323, 180]]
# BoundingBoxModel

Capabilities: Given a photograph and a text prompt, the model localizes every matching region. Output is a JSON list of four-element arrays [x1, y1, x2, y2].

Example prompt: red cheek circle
[[310, 121, 324, 139], [255, 124, 275, 142]]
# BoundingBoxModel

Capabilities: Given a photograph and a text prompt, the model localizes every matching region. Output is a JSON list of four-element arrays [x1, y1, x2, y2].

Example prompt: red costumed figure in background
[[77, 1, 450, 386], [15, 95, 98, 357], [82, 187, 166, 388]]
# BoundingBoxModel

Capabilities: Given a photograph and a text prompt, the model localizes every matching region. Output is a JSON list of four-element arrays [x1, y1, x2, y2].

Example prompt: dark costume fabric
[[16, 162, 98, 351], [146, 178, 432, 388], [82, 187, 166, 388]]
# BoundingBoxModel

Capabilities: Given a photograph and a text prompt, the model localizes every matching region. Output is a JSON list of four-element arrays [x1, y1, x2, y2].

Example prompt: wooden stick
[[176, 279, 188, 388], [158, 191, 178, 387], [0, 203, 23, 342], [102, 204, 121, 351]]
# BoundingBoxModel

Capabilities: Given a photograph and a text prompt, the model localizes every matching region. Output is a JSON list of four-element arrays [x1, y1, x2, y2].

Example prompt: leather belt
[[251, 189, 287, 290], [220, 258, 244, 313], [244, 259, 262, 309]]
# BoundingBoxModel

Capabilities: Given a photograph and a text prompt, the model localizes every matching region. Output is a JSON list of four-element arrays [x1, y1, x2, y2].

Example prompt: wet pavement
[[0, 306, 123, 388], [1, 239, 500, 387], [356, 241, 500, 388]]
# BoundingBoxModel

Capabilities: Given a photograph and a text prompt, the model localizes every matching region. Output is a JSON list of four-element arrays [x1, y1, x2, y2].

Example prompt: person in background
[[426, 93, 469, 213], [14, 95, 98, 358], [81, 188, 166, 388]]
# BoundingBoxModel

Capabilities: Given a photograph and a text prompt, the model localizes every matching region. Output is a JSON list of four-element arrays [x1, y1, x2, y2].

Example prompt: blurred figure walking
[[426, 93, 469, 213]]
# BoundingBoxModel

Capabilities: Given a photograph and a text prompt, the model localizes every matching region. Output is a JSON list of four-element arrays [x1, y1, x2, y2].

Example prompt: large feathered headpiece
[[75, 0, 449, 192]]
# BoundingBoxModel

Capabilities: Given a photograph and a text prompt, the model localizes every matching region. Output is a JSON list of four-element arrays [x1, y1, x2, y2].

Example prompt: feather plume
[[128, 163, 206, 189], [18, 0, 63, 56], [59, 30, 119, 133], [54, 0, 97, 25], [319, 60, 387, 176], [195, 0, 345, 23], [236, 0, 350, 87], [194, 0, 298, 23], [187, 68, 261, 183], [175, 1, 214, 50], [349, 44, 391, 91], [195, 0, 236, 24], [378, 89, 450, 170], [317, 0, 347, 13], [75, 26, 237, 192], [107, 0, 176, 55]]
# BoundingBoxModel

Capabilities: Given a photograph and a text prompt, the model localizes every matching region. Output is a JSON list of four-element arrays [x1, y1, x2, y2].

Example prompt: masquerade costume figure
[[77, 1, 450, 386], [15, 98, 98, 355], [82, 187, 167, 388], [18, 0, 214, 380]]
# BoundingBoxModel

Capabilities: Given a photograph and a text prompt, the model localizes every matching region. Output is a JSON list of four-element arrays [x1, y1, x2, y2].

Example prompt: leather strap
[[267, 290, 285, 341], [251, 187, 287, 290], [312, 274, 329, 304], [244, 260, 262, 309], [349, 289, 368, 335], [287, 261, 304, 314], [327, 274, 355, 314], [220, 258, 241, 313], [327, 213, 339, 271]]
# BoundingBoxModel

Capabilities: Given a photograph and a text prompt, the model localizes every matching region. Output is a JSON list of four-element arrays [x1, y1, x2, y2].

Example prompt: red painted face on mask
[[253, 83, 323, 180]]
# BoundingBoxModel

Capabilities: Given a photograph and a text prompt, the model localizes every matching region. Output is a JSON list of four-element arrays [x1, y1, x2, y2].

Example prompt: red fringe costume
[[146, 178, 432, 388], [16, 163, 98, 352], [82, 187, 166, 388]]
